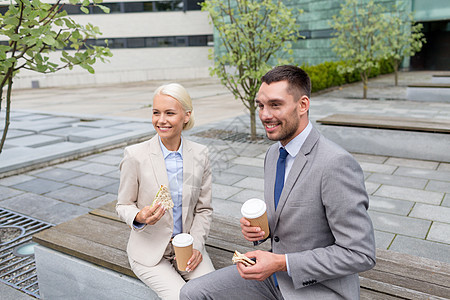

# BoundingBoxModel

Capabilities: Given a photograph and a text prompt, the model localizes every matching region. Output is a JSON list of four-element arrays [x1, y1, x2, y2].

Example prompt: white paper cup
[[241, 198, 270, 239], [172, 233, 194, 271]]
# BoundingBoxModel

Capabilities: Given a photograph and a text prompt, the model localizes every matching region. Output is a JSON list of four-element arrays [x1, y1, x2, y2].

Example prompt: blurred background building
[[1, 0, 448, 89]]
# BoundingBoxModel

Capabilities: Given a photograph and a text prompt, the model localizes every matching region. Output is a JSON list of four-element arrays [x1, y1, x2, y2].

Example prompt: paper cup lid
[[172, 233, 194, 247], [241, 198, 266, 219]]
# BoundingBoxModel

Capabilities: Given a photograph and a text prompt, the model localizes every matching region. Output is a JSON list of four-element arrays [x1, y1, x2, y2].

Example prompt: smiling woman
[[116, 83, 215, 299]]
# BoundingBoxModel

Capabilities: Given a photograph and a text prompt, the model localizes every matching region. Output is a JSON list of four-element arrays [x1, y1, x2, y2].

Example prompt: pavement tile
[[425, 180, 450, 193], [68, 128, 127, 142], [438, 162, 450, 172], [0, 186, 24, 200], [99, 182, 120, 194], [223, 164, 264, 178], [53, 159, 88, 169], [11, 178, 67, 194], [66, 174, 118, 190], [384, 157, 439, 170], [394, 167, 450, 182], [359, 162, 397, 174], [72, 162, 117, 175], [374, 185, 443, 205], [6, 134, 65, 148], [233, 177, 264, 191], [82, 154, 122, 166], [2, 129, 34, 139], [409, 203, 450, 224], [0, 193, 61, 216], [212, 198, 242, 220], [366, 173, 428, 189], [427, 222, 450, 244], [81, 193, 117, 209], [111, 122, 153, 131], [0, 174, 34, 186], [374, 230, 395, 249], [364, 182, 380, 195], [369, 196, 414, 216], [103, 148, 125, 156], [389, 235, 450, 264], [212, 183, 242, 200], [212, 172, 246, 186], [103, 169, 120, 179], [33, 202, 91, 225], [352, 153, 388, 164], [75, 119, 124, 128], [443, 194, 450, 207], [368, 210, 431, 238], [33, 168, 85, 182], [227, 189, 265, 204], [44, 186, 105, 204], [230, 156, 264, 168]]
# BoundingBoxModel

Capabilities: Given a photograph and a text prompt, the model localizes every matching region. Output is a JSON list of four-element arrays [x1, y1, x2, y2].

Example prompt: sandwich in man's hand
[[152, 185, 174, 210], [232, 250, 256, 267]]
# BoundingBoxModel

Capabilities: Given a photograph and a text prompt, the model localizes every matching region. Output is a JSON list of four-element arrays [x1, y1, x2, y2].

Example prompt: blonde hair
[[153, 83, 195, 130]]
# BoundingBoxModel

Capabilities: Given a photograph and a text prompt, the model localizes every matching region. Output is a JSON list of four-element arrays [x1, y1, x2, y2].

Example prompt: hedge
[[301, 59, 394, 93]]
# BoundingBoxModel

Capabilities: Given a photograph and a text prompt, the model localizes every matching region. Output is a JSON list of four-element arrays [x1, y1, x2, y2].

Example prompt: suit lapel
[[272, 127, 320, 230], [182, 138, 194, 228], [149, 135, 169, 188]]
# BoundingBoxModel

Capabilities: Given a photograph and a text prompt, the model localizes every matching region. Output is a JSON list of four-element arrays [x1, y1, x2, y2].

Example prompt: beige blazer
[[116, 135, 213, 267]]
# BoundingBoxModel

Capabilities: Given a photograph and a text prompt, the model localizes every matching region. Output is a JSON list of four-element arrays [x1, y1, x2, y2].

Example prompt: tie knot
[[279, 147, 288, 159]]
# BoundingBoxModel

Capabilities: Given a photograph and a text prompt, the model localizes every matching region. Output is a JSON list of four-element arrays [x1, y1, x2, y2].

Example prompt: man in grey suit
[[180, 65, 376, 299]]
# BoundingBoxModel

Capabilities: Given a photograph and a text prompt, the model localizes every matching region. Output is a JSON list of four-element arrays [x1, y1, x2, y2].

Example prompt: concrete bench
[[432, 74, 450, 84], [316, 113, 450, 162], [406, 83, 450, 102], [33, 201, 450, 299]]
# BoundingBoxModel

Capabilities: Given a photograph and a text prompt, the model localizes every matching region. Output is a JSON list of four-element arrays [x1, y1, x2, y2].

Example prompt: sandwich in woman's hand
[[152, 185, 174, 210], [232, 250, 256, 267]]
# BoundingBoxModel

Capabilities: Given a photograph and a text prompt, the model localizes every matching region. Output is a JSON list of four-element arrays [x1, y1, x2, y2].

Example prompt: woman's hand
[[135, 202, 166, 225], [186, 249, 203, 272]]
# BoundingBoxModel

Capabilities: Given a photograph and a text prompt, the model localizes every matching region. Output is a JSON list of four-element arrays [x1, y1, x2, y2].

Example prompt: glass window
[[175, 36, 188, 46], [124, 2, 144, 13], [188, 35, 208, 46], [127, 38, 146, 48]]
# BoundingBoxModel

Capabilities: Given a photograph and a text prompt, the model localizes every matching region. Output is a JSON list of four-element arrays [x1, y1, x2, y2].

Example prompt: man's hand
[[236, 250, 287, 281], [240, 217, 266, 241], [135, 202, 166, 225], [186, 249, 203, 272]]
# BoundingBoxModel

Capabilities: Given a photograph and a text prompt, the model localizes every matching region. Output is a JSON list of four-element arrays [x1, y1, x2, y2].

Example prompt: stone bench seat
[[316, 113, 450, 134], [316, 114, 450, 162], [33, 201, 450, 299], [406, 83, 450, 102]]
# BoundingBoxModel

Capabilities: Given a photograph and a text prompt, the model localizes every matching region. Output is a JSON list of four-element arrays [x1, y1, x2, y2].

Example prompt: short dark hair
[[261, 65, 311, 99]]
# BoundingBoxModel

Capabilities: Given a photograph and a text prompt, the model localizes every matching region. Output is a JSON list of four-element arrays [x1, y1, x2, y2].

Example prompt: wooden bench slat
[[360, 277, 448, 300], [33, 227, 135, 278], [316, 114, 450, 133]]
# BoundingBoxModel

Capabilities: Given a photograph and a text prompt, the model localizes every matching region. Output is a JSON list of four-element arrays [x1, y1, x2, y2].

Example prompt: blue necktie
[[274, 147, 288, 210]]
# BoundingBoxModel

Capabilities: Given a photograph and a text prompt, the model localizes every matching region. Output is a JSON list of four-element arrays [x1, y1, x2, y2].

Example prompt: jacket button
[[274, 236, 280, 242]]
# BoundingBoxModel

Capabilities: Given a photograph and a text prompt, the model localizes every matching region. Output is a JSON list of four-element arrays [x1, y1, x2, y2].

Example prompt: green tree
[[0, 0, 112, 154], [384, 5, 425, 86], [201, 0, 301, 140], [330, 0, 388, 99]]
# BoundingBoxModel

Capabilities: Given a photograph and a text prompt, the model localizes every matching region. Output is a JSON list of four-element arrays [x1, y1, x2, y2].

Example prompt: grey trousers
[[180, 265, 284, 300]]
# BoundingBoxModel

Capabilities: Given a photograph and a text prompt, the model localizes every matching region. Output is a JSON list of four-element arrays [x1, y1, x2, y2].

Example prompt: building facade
[[1, 0, 213, 89], [1, 0, 448, 89], [275, 0, 450, 70]]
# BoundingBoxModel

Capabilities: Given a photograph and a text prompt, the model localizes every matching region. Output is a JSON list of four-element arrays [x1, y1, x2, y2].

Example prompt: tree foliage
[[330, 0, 388, 99], [384, 4, 425, 86], [201, 0, 301, 140], [0, 0, 112, 154]]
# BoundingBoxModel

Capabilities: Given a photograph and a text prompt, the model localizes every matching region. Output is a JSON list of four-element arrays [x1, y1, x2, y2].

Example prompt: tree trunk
[[0, 75, 13, 154], [249, 106, 257, 141], [361, 72, 368, 99], [394, 60, 399, 86]]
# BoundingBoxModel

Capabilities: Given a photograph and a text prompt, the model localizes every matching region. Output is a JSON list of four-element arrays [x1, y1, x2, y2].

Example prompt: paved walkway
[[1, 71, 449, 298]]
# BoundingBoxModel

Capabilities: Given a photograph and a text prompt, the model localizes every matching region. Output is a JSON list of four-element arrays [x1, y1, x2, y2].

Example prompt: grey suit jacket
[[264, 127, 376, 299], [116, 135, 213, 267]]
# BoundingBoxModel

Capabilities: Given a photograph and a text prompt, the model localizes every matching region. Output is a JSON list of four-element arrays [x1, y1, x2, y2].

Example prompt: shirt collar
[[278, 121, 312, 158], [159, 136, 183, 159]]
